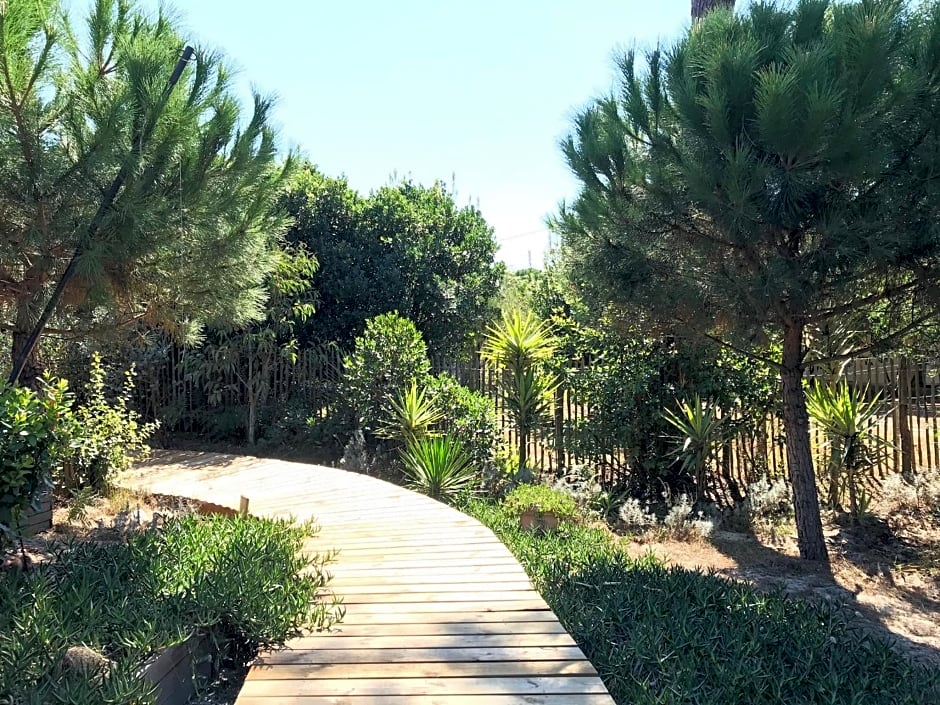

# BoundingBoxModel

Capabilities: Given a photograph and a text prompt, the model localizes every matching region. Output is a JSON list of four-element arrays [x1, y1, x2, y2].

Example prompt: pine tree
[[0, 0, 293, 381], [555, 0, 940, 561]]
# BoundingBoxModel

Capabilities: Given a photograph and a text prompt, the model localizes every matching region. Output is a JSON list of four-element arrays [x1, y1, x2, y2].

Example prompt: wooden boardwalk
[[123, 451, 616, 705]]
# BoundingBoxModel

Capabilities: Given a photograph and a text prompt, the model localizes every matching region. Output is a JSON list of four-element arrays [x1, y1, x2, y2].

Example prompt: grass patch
[[0, 514, 340, 704], [464, 497, 940, 705]]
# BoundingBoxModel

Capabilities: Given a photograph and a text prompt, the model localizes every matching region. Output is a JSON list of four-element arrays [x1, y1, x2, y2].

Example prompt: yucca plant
[[663, 395, 724, 503], [400, 436, 475, 503], [377, 381, 443, 445], [481, 310, 558, 472], [806, 381, 889, 518]]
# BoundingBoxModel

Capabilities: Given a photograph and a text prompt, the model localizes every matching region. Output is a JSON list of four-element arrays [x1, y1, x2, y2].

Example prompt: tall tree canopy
[[692, 0, 735, 20], [284, 166, 503, 357], [554, 0, 940, 561], [0, 0, 293, 378]]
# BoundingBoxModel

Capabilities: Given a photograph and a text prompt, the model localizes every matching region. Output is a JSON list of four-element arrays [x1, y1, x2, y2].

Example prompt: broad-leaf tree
[[186, 247, 317, 446], [284, 166, 503, 357], [0, 0, 292, 381], [554, 0, 940, 561]]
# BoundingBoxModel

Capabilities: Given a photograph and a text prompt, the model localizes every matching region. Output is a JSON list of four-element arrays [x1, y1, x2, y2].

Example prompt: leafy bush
[[503, 483, 578, 521], [400, 435, 475, 503], [0, 514, 340, 704], [340, 313, 430, 434], [562, 328, 777, 500], [463, 498, 940, 705], [0, 377, 74, 532], [426, 372, 500, 469], [62, 354, 158, 492]]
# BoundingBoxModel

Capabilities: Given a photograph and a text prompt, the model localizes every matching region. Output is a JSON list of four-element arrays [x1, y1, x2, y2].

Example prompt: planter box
[[141, 637, 211, 705], [13, 494, 52, 536], [519, 507, 561, 533]]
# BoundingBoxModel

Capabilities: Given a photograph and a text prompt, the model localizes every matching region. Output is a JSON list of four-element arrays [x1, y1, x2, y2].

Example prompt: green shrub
[[0, 377, 74, 532], [63, 354, 158, 492], [502, 483, 578, 520], [464, 498, 940, 705], [0, 514, 340, 704], [400, 435, 475, 503], [426, 372, 500, 469], [340, 313, 431, 434], [377, 381, 443, 444]]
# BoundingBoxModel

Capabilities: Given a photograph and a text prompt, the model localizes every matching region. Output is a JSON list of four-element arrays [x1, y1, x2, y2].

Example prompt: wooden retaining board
[[122, 451, 616, 705], [14, 494, 52, 536]]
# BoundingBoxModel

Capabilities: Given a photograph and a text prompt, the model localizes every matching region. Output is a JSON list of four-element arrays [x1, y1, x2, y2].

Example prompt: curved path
[[122, 451, 615, 705]]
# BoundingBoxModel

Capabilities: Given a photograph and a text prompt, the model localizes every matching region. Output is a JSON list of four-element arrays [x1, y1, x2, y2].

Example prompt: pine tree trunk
[[11, 300, 43, 387], [692, 0, 734, 20], [781, 320, 829, 562], [898, 356, 915, 482]]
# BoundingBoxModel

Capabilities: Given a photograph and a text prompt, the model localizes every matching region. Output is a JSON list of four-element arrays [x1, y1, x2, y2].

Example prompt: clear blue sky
[[136, 1, 695, 269]]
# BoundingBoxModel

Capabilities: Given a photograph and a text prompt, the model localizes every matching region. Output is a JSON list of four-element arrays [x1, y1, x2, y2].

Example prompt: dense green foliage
[[340, 313, 432, 435], [283, 166, 504, 357], [502, 483, 578, 520], [0, 0, 294, 377], [464, 497, 940, 705], [511, 263, 777, 499], [0, 514, 339, 704], [63, 354, 157, 492], [426, 372, 501, 470], [184, 247, 318, 445], [0, 378, 72, 529]]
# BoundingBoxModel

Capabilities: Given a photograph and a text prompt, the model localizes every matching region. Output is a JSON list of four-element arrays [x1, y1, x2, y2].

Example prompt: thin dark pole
[[8, 45, 195, 386]]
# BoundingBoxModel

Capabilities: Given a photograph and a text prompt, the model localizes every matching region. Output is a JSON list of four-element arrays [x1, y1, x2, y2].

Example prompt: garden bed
[[0, 491, 340, 705], [463, 495, 940, 705]]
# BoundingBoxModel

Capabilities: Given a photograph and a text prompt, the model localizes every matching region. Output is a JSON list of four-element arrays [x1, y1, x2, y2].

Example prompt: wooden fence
[[140, 348, 940, 491]]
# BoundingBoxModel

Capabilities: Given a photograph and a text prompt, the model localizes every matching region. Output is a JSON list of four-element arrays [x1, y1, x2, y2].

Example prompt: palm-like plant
[[400, 436, 475, 503], [663, 395, 724, 503], [806, 381, 889, 518], [377, 382, 442, 445], [481, 311, 558, 472]]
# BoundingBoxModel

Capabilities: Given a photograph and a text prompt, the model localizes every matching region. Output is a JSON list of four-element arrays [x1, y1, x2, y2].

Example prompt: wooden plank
[[339, 599, 549, 614], [330, 572, 530, 585], [287, 633, 577, 649], [315, 621, 569, 637], [330, 610, 558, 625], [246, 660, 596, 680], [336, 590, 545, 605], [330, 575, 532, 595], [239, 676, 607, 697], [258, 646, 590, 665], [237, 695, 615, 705]]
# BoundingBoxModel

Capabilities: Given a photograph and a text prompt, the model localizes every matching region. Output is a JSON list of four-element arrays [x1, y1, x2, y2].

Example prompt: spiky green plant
[[377, 381, 443, 444], [663, 395, 725, 503], [400, 436, 475, 503], [806, 381, 889, 518], [481, 310, 558, 472]]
